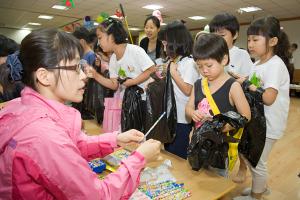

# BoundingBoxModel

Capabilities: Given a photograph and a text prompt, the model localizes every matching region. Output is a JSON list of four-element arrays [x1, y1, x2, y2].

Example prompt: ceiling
[[0, 0, 300, 34]]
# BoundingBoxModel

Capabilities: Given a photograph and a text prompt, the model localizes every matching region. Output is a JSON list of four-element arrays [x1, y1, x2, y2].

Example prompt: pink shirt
[[0, 87, 145, 200]]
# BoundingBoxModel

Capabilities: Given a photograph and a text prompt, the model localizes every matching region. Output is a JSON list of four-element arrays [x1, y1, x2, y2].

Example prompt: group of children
[[0, 11, 291, 200]]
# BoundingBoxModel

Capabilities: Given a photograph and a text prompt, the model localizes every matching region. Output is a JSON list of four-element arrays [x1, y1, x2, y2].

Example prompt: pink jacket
[[0, 87, 145, 200]]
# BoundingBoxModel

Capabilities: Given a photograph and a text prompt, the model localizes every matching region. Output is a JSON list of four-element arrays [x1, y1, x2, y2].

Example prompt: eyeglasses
[[47, 60, 85, 74]]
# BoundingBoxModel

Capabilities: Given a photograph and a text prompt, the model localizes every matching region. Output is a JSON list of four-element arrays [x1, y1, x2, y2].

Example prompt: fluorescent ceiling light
[[94, 22, 99, 26], [238, 6, 262, 13], [38, 15, 53, 20], [128, 27, 141, 31], [142, 4, 163, 10], [28, 22, 41, 26], [52, 5, 68, 10], [188, 16, 206, 20]]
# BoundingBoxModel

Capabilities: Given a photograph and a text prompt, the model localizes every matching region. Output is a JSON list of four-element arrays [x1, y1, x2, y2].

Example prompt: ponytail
[[274, 30, 290, 66]]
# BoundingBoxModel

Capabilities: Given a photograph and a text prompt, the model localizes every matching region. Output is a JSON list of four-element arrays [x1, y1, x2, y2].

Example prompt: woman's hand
[[116, 129, 144, 146], [136, 139, 161, 163]]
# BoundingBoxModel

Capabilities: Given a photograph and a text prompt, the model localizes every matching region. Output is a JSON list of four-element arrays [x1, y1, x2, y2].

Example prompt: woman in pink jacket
[[0, 29, 161, 200]]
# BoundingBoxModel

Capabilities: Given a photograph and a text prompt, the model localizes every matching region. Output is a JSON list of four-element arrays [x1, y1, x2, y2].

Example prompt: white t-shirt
[[226, 46, 253, 76], [249, 55, 290, 139], [109, 44, 154, 100], [172, 57, 200, 124]]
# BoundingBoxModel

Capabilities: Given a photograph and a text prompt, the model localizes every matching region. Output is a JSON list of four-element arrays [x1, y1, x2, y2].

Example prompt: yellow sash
[[202, 78, 243, 171]]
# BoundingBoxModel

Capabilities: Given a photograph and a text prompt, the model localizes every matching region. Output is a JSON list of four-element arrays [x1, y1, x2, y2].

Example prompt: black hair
[[88, 28, 98, 45], [98, 17, 128, 44], [193, 33, 229, 65], [144, 16, 160, 28], [247, 16, 290, 66], [73, 26, 91, 43], [291, 43, 298, 49], [209, 13, 239, 38], [0, 35, 19, 57], [164, 20, 193, 58], [19, 28, 83, 90], [0, 63, 24, 101]]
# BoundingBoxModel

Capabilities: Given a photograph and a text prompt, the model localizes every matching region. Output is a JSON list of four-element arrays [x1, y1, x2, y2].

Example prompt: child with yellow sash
[[185, 34, 251, 176]]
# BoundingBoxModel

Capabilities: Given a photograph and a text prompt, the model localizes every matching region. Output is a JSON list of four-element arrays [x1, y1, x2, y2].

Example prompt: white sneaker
[[241, 187, 271, 196], [233, 195, 259, 200]]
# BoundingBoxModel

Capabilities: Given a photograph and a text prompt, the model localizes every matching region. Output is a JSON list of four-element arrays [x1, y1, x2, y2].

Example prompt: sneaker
[[241, 187, 271, 196], [233, 195, 259, 200]]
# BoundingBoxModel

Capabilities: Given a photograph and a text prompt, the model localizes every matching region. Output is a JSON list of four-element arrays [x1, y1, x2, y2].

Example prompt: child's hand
[[116, 129, 144, 146], [236, 76, 247, 85], [95, 54, 101, 67], [85, 65, 96, 78], [222, 123, 234, 133], [192, 110, 212, 122], [136, 139, 161, 163], [228, 71, 247, 84]]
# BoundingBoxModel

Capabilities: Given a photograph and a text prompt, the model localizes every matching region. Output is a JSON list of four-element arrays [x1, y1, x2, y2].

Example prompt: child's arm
[[230, 82, 251, 121], [170, 62, 193, 96], [234, 74, 278, 106], [85, 66, 119, 90], [122, 66, 156, 87], [248, 84, 278, 106]]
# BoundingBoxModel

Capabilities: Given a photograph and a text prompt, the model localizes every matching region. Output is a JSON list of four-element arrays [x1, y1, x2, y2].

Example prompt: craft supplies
[[103, 148, 131, 167], [138, 181, 191, 200], [88, 158, 106, 173]]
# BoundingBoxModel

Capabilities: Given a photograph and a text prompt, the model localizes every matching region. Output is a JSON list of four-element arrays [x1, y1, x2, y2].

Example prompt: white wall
[[235, 19, 300, 69], [0, 28, 31, 44]]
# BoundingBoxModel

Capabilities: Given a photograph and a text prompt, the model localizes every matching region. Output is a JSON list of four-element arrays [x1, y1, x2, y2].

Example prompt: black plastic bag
[[163, 63, 177, 142], [187, 111, 248, 171], [145, 63, 177, 143], [145, 74, 171, 143], [121, 85, 144, 132], [239, 80, 266, 167], [84, 66, 114, 124]]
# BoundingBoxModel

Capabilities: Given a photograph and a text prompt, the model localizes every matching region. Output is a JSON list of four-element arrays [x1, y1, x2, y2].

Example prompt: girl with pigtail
[[233, 16, 290, 200]]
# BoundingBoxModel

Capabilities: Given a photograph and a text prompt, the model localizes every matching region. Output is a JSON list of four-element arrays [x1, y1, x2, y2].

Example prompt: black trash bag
[[121, 85, 144, 132], [84, 78, 105, 124], [145, 74, 171, 143], [239, 80, 266, 167], [163, 63, 177, 142], [84, 66, 114, 124], [187, 111, 248, 171], [102, 69, 114, 98]]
